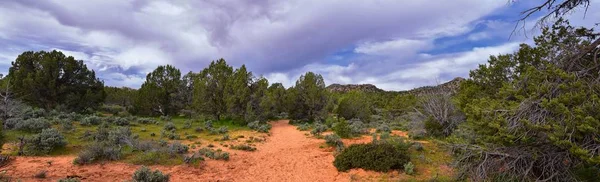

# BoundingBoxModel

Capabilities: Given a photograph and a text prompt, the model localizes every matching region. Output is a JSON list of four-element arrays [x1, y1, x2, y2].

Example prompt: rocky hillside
[[326, 83, 384, 93], [327, 77, 465, 95], [398, 77, 465, 96]]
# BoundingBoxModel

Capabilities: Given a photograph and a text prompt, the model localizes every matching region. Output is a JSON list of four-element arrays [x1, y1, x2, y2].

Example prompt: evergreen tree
[[193, 59, 233, 120], [135, 65, 182, 116], [288, 72, 328, 121], [226, 65, 252, 120], [7, 50, 105, 112]]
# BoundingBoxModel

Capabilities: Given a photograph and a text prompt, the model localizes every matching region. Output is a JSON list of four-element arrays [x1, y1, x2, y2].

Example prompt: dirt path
[[0, 120, 364, 182]]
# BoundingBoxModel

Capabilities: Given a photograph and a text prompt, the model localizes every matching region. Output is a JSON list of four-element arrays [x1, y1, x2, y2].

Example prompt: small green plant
[[404, 162, 415, 175], [164, 122, 176, 131], [183, 120, 192, 129], [297, 123, 310, 131], [132, 166, 170, 182], [332, 119, 352, 138], [413, 142, 424, 151], [230, 144, 257, 151], [310, 123, 328, 136], [159, 115, 172, 122]]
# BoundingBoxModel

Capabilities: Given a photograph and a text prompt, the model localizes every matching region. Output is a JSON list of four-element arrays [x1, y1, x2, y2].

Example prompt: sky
[[0, 0, 598, 91]]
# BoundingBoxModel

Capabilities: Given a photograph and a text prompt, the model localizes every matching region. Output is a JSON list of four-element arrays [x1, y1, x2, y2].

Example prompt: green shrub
[[376, 124, 391, 133], [248, 121, 271, 133], [217, 126, 228, 134], [325, 134, 343, 147], [204, 120, 213, 128], [332, 119, 352, 138], [60, 119, 74, 131], [138, 118, 158, 125], [80, 116, 102, 126], [114, 117, 130, 126], [310, 123, 328, 136], [164, 122, 176, 131], [11, 118, 51, 132], [197, 148, 229, 160], [325, 134, 345, 153], [348, 119, 368, 135], [132, 166, 169, 182], [413, 142, 424, 151], [424, 117, 444, 137], [73, 143, 121, 165], [24, 128, 67, 155], [183, 120, 192, 129], [230, 144, 256, 151], [167, 142, 189, 155], [159, 115, 171, 122], [333, 142, 410, 172], [297, 123, 310, 131], [404, 162, 415, 175], [161, 129, 179, 140], [220, 134, 230, 141]]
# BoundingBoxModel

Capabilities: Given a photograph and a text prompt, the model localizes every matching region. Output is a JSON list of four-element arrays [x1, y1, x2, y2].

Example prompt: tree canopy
[[7, 50, 105, 112]]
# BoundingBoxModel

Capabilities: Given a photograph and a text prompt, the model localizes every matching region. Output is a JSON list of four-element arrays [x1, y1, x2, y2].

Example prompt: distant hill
[[397, 77, 465, 96], [326, 83, 384, 93], [327, 77, 465, 95]]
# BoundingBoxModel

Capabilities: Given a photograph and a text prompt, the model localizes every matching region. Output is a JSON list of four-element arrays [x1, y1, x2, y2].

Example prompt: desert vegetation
[[0, 0, 598, 181]]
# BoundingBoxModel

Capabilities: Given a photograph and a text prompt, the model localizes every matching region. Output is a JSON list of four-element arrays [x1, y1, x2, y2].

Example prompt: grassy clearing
[[2, 117, 255, 157]]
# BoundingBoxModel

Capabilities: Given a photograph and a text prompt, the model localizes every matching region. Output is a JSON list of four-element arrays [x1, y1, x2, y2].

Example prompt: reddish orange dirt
[[0, 120, 380, 182]]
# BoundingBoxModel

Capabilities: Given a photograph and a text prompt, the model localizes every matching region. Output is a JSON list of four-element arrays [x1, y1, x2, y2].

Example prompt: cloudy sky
[[0, 0, 598, 90]]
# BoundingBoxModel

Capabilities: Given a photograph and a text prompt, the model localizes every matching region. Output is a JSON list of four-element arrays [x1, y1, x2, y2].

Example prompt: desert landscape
[[0, 0, 599, 181]]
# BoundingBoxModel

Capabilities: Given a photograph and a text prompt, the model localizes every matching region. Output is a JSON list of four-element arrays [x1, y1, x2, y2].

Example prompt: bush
[[325, 134, 345, 153], [333, 142, 410, 172], [167, 142, 189, 155], [73, 143, 122, 165], [404, 162, 415, 175], [220, 134, 230, 141], [183, 120, 192, 129], [332, 119, 352, 138], [325, 134, 343, 147], [297, 123, 310, 131], [424, 118, 444, 137], [217, 126, 228, 134], [194, 127, 203, 133], [310, 123, 328, 136], [348, 119, 368, 135], [161, 129, 179, 140], [80, 116, 102, 126], [114, 117, 130, 126], [413, 142, 424, 151], [159, 115, 171, 122], [197, 148, 229, 160], [24, 128, 67, 155], [248, 121, 271, 133], [164, 122, 176, 131], [138, 118, 158, 125], [376, 123, 391, 133], [230, 144, 256, 151], [132, 166, 170, 182], [204, 120, 213, 128], [12, 118, 51, 132], [60, 119, 74, 131]]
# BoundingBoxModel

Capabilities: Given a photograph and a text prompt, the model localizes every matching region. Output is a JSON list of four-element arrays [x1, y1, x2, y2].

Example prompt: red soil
[[0, 120, 365, 182]]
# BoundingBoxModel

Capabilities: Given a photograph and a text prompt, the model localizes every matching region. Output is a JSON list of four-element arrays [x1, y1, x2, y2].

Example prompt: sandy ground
[[0, 120, 386, 182]]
